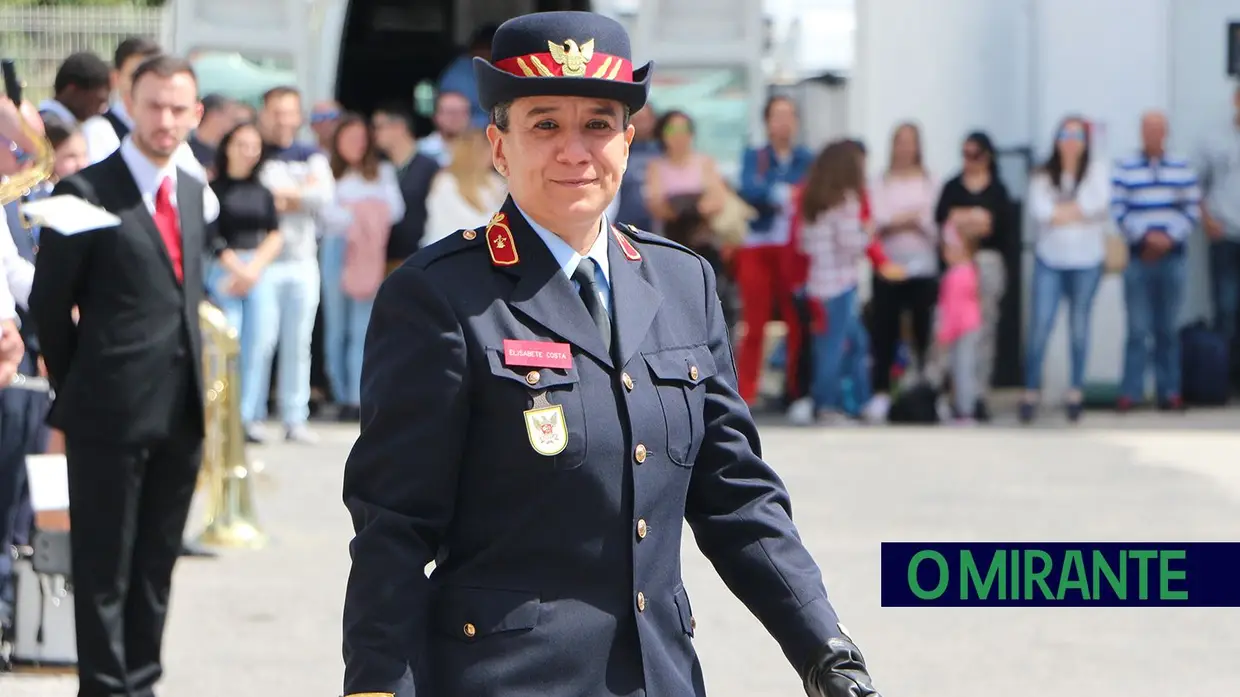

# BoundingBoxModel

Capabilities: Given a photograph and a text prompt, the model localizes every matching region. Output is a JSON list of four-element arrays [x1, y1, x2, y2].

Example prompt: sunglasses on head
[[310, 111, 340, 125], [1058, 129, 1086, 142]]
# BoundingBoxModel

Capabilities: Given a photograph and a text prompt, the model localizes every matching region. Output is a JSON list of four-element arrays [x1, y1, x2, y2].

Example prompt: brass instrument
[[195, 301, 267, 549], [0, 59, 54, 214]]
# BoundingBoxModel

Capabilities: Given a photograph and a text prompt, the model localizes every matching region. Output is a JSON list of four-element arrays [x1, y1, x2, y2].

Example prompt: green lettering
[[1009, 549, 1019, 600], [1130, 550, 1158, 600], [1023, 550, 1054, 599], [1092, 550, 1127, 600], [1159, 550, 1188, 600], [1056, 550, 1091, 599], [908, 550, 949, 600], [961, 550, 1005, 600]]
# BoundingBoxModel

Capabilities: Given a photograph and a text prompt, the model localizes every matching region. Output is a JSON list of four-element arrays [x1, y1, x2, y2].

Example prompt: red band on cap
[[494, 51, 634, 82]]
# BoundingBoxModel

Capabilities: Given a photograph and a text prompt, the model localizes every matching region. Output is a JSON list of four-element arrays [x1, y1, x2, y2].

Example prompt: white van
[[163, 0, 768, 178]]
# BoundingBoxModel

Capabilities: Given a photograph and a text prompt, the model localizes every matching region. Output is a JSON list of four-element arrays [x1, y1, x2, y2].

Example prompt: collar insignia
[[486, 212, 519, 266], [612, 226, 641, 261]]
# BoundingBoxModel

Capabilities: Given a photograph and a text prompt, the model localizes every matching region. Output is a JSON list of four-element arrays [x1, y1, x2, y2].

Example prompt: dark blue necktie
[[572, 258, 611, 352]]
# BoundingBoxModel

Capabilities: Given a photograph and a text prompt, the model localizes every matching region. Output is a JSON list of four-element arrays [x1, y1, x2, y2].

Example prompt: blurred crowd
[[10, 26, 1240, 446]]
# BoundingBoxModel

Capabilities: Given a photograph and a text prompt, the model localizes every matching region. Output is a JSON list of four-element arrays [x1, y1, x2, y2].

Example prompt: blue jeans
[[1121, 252, 1187, 401], [206, 252, 281, 425], [811, 287, 872, 416], [1209, 239, 1240, 343], [1024, 259, 1103, 391], [319, 235, 375, 406], [261, 258, 321, 427]]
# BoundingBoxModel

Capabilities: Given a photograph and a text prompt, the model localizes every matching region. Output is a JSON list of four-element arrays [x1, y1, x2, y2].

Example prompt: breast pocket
[[485, 346, 587, 470], [642, 344, 717, 467]]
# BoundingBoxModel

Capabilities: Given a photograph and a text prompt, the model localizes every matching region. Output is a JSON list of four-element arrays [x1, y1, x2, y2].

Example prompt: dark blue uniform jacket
[[342, 196, 847, 697]]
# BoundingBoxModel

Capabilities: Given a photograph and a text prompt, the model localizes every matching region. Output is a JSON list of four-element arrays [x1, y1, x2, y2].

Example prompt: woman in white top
[[319, 113, 405, 419], [421, 128, 507, 246], [1021, 115, 1112, 424]]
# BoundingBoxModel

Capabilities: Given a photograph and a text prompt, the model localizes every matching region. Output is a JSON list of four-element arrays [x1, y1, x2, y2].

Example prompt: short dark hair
[[114, 36, 161, 70], [201, 93, 233, 116], [130, 55, 197, 93], [42, 115, 80, 150], [763, 94, 797, 121], [490, 100, 632, 133], [374, 101, 415, 134], [53, 52, 111, 94], [262, 85, 300, 105]]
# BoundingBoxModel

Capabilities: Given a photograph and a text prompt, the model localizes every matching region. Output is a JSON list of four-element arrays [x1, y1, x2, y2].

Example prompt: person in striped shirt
[[1111, 110, 1202, 411]]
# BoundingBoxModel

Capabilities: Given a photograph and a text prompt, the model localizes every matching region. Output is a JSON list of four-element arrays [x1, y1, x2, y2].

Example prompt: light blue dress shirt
[[515, 203, 612, 316]]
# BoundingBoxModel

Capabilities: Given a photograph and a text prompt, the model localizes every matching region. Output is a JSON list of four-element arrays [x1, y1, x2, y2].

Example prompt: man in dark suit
[[29, 54, 217, 697], [341, 12, 883, 697]]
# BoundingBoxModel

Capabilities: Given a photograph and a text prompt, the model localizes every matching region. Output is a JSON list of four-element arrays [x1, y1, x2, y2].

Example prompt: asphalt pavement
[[5, 410, 1239, 696]]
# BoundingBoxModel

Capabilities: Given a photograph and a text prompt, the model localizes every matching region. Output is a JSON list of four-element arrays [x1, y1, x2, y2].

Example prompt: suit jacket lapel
[[109, 153, 182, 289], [607, 228, 662, 369], [497, 198, 614, 369]]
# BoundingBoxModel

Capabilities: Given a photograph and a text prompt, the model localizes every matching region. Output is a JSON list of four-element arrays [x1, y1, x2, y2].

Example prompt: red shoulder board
[[486, 213, 519, 266], [612, 226, 641, 261]]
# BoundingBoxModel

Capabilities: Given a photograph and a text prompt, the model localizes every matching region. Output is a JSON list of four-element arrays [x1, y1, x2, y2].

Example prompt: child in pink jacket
[[936, 222, 983, 423]]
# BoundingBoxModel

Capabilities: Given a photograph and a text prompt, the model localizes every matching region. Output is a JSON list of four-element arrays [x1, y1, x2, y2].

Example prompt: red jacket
[[859, 190, 889, 268]]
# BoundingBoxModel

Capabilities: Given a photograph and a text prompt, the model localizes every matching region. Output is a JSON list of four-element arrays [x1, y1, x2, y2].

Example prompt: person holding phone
[[1111, 110, 1201, 412]]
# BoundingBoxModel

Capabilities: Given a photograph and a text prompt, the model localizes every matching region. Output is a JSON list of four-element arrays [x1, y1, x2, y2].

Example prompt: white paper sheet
[[23, 195, 121, 236], [24, 453, 69, 511]]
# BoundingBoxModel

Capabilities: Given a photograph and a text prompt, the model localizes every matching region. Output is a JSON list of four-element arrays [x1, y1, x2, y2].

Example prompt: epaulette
[[408, 227, 486, 270], [614, 221, 696, 256]]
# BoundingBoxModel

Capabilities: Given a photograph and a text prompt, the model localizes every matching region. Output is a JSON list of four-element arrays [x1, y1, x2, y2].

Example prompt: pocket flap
[[486, 346, 580, 389], [433, 586, 541, 641], [673, 586, 695, 637], [643, 345, 717, 386]]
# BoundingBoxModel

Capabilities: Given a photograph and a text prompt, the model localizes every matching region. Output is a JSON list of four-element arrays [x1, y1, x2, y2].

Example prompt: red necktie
[[154, 176, 183, 283]]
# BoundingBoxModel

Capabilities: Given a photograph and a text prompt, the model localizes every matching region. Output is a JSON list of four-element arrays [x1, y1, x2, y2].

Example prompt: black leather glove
[[802, 636, 881, 697]]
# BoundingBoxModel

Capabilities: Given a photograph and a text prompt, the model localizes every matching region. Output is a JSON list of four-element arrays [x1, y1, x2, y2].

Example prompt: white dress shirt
[[36, 99, 76, 125], [119, 137, 220, 224], [84, 100, 212, 187], [516, 202, 612, 315], [0, 212, 34, 322]]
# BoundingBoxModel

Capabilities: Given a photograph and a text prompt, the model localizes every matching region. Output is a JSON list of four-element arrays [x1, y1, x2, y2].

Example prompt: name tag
[[503, 340, 572, 370]]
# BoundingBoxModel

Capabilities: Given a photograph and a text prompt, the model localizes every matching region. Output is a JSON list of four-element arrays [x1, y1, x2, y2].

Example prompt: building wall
[[853, 0, 1240, 399]]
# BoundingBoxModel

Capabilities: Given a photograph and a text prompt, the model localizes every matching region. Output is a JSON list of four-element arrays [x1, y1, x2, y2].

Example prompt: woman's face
[[226, 126, 263, 176], [892, 126, 919, 168], [53, 133, 88, 179], [962, 138, 989, 174], [1056, 120, 1087, 161], [662, 115, 693, 155], [337, 122, 369, 166]]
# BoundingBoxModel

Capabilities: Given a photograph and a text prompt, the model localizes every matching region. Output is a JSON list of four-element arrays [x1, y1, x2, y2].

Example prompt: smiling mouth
[[552, 178, 597, 187]]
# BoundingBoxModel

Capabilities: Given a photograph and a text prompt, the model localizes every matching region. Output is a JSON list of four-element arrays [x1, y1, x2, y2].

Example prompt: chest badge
[[524, 391, 568, 457]]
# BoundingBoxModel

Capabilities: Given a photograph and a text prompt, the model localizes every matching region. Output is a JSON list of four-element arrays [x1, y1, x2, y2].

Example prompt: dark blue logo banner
[[880, 542, 1240, 607]]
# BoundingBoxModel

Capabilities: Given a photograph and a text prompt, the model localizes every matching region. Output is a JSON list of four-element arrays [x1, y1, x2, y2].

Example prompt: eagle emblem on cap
[[548, 39, 594, 77]]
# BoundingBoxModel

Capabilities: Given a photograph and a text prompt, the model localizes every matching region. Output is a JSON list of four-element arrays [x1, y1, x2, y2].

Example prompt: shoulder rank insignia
[[612, 226, 641, 261], [486, 212, 519, 266]]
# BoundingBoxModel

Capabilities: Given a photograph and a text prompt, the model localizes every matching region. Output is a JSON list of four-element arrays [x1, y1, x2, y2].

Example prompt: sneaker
[[1018, 400, 1037, 424], [972, 398, 991, 423], [786, 397, 814, 426], [862, 394, 890, 424], [285, 424, 320, 444], [244, 423, 268, 444], [1066, 401, 1083, 423], [1158, 395, 1186, 412]]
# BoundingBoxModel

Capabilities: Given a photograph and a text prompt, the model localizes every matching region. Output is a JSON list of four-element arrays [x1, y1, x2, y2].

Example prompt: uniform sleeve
[[684, 255, 844, 678], [342, 263, 470, 697]]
